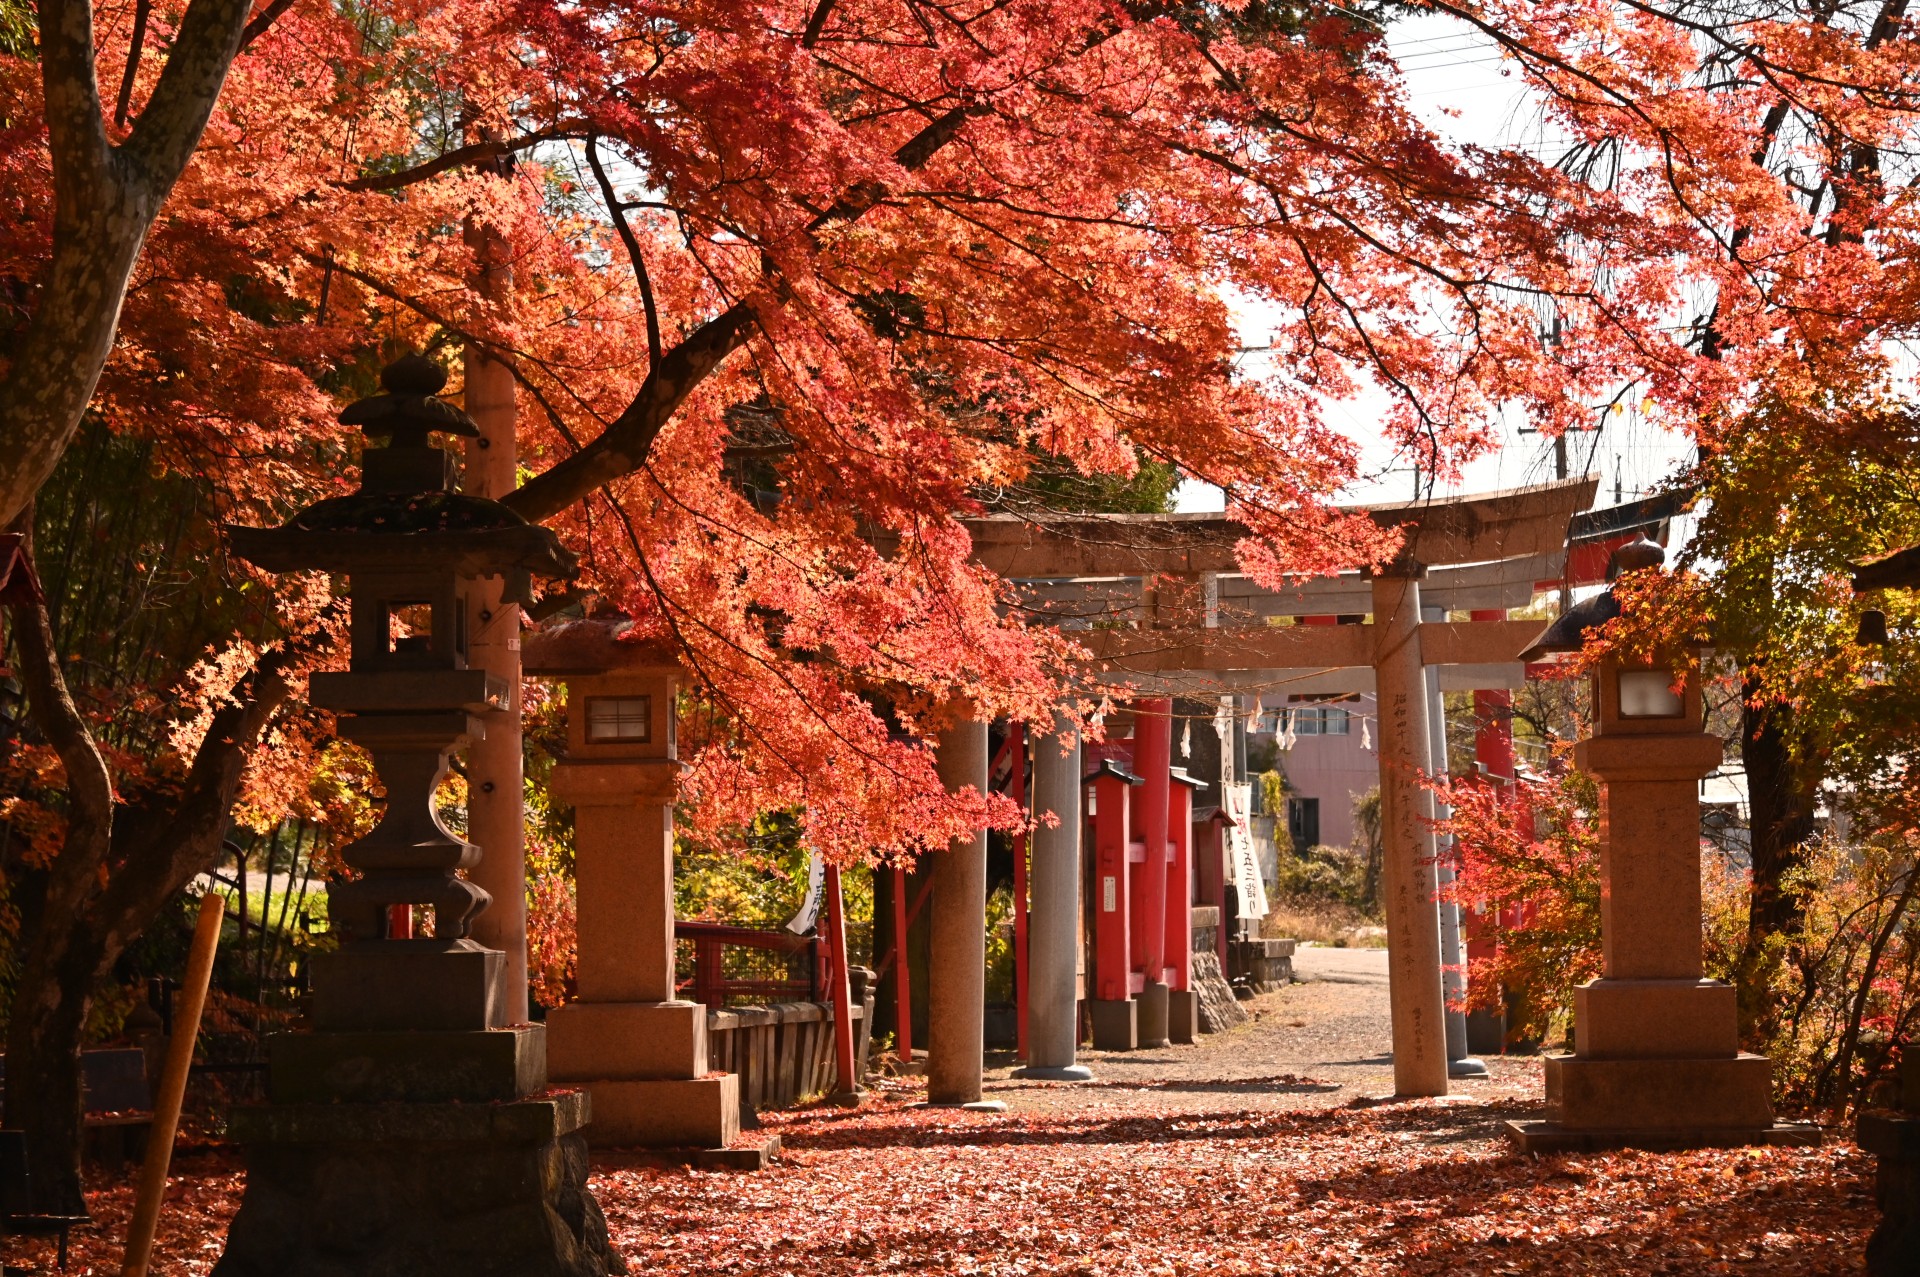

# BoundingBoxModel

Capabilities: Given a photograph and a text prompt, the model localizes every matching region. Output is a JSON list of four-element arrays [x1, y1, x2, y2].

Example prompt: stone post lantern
[[1505, 537, 1812, 1153], [214, 355, 618, 1277], [522, 616, 743, 1152]]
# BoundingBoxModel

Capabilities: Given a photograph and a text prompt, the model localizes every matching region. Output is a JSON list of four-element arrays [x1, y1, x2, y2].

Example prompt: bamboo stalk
[[121, 891, 225, 1277]]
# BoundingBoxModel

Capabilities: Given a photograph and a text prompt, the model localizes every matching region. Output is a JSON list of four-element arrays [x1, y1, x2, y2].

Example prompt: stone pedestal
[[1135, 981, 1171, 1049], [215, 1091, 617, 1277], [546, 999, 739, 1148], [1167, 989, 1200, 1044], [1089, 998, 1138, 1051]]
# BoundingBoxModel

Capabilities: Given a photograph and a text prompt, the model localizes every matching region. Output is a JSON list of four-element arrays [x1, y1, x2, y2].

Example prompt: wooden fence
[[707, 972, 874, 1112]]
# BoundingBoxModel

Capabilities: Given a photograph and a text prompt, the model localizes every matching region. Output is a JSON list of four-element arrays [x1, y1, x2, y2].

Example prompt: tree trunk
[[3, 915, 114, 1214], [3, 571, 292, 1211], [1737, 686, 1819, 1035]]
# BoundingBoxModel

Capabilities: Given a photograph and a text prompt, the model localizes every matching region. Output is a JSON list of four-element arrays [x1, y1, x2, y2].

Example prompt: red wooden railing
[[677, 920, 827, 1010]]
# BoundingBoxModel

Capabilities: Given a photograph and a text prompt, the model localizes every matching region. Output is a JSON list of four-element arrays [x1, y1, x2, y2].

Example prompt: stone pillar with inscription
[[1369, 570, 1450, 1098]]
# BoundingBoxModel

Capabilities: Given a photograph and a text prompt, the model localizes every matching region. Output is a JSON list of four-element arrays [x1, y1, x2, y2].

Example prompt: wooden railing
[[676, 920, 827, 1010]]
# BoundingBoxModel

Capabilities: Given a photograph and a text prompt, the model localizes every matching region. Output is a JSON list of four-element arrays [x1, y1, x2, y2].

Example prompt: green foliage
[[0, 0, 31, 62], [1269, 843, 1372, 913], [984, 884, 1015, 1005], [1704, 833, 1920, 1115]]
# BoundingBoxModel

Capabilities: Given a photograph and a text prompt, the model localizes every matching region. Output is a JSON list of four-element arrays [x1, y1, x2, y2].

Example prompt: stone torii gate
[[923, 477, 1597, 1100]]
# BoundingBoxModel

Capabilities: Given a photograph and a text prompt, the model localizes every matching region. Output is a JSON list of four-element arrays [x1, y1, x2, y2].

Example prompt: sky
[[1173, 11, 1699, 529]]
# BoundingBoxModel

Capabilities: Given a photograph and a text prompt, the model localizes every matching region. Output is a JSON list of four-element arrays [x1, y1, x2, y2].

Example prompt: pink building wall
[[1257, 695, 1378, 851]]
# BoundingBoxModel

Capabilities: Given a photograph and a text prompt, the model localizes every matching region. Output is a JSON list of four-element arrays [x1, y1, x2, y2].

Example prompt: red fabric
[[0, 532, 44, 607]]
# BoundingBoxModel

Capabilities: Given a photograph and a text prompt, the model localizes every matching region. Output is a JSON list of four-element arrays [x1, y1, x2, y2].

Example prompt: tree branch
[[585, 135, 663, 367], [239, 0, 299, 50], [340, 128, 580, 192], [504, 99, 988, 524]]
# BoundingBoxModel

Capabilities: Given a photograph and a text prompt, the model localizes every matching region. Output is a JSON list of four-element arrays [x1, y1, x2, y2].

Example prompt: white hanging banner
[[1223, 781, 1270, 922], [784, 850, 828, 935]]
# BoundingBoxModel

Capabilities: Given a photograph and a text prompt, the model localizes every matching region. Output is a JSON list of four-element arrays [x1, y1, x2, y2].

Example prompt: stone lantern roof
[[521, 613, 680, 677], [225, 354, 575, 589], [1518, 536, 1663, 663]]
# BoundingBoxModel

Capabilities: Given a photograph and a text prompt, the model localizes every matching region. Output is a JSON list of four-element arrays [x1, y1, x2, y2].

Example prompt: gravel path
[[983, 944, 1540, 1116]]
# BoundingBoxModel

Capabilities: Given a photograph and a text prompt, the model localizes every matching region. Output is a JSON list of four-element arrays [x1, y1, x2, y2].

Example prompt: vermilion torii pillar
[[1129, 698, 1174, 1049]]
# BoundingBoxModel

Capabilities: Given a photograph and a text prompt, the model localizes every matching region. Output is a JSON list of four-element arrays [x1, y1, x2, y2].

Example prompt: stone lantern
[[213, 355, 617, 1277], [522, 616, 744, 1154], [1505, 537, 1812, 1152]]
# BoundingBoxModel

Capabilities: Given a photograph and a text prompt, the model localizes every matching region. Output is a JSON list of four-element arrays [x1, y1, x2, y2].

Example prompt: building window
[[585, 696, 652, 744], [1287, 796, 1320, 848], [1283, 705, 1351, 737]]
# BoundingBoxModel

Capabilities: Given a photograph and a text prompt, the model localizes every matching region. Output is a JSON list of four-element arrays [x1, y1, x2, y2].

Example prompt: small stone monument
[[1858, 1052, 1920, 1276], [522, 616, 747, 1154], [214, 355, 619, 1276], [1505, 538, 1815, 1153]]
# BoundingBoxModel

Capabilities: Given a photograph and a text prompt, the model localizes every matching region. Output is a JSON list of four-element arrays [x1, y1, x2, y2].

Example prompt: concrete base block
[[1012, 1065, 1094, 1082], [1168, 990, 1200, 1045], [547, 1000, 706, 1081], [1505, 1118, 1820, 1155], [1089, 998, 1138, 1051], [577, 1074, 739, 1149], [1448, 1055, 1490, 1080], [921, 1099, 1008, 1113], [311, 940, 503, 1033], [1576, 978, 1738, 1059], [1136, 982, 1170, 1048], [1546, 1051, 1774, 1131], [268, 1026, 545, 1105]]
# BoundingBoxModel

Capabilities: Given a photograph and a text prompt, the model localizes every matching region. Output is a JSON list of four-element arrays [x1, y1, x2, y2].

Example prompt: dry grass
[[1263, 896, 1388, 948]]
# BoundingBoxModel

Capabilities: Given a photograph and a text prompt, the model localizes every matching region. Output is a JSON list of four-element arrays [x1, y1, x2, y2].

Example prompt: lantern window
[[585, 696, 652, 743], [388, 601, 433, 654], [1618, 670, 1685, 719]]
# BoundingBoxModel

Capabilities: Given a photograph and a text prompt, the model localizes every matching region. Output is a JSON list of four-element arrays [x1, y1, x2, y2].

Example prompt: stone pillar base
[[547, 1000, 707, 1080], [573, 1075, 740, 1149], [1089, 998, 1138, 1051], [1503, 1050, 1817, 1153], [1167, 990, 1200, 1044], [215, 1092, 619, 1277], [1135, 982, 1170, 1048], [1546, 1051, 1774, 1130], [1505, 1117, 1820, 1155]]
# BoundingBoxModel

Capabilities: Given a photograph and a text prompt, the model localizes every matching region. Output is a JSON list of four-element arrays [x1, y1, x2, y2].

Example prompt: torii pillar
[[1370, 570, 1450, 1096], [1014, 713, 1093, 1081], [927, 713, 1004, 1110], [523, 618, 740, 1149]]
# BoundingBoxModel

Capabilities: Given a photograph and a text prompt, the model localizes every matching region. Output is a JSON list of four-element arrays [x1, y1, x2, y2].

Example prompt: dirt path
[[986, 944, 1538, 1116]]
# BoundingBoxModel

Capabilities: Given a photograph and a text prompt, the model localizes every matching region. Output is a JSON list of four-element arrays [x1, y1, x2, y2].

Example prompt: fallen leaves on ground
[[16, 1082, 1875, 1276]]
